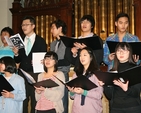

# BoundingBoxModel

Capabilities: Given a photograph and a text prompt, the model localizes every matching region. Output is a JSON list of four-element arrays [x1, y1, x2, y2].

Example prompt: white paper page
[[20, 68, 36, 84], [4, 36, 14, 48], [32, 52, 46, 73]]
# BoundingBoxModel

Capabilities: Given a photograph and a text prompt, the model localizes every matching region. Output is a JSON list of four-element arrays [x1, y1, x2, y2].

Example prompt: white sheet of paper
[[20, 68, 36, 84], [4, 36, 14, 48], [32, 52, 46, 73]]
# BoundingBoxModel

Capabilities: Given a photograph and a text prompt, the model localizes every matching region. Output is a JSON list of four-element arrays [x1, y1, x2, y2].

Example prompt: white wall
[[0, 0, 13, 46]]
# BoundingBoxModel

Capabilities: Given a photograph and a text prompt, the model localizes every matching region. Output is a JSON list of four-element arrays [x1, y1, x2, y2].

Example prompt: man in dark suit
[[13, 16, 47, 113]]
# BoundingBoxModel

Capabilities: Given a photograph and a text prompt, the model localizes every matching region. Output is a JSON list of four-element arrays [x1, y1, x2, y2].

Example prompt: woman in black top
[[100, 42, 141, 113]]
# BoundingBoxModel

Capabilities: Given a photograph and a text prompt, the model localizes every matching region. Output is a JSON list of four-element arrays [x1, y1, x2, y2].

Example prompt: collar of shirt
[[24, 33, 36, 49], [111, 32, 129, 41], [78, 32, 94, 39]]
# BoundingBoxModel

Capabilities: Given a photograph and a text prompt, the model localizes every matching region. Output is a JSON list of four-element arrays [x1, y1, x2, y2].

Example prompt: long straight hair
[[111, 42, 135, 71], [75, 47, 99, 77]]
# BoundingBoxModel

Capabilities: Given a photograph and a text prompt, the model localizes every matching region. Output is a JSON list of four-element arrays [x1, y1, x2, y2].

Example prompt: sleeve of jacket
[[13, 76, 26, 101], [85, 74, 103, 100], [103, 40, 113, 68]]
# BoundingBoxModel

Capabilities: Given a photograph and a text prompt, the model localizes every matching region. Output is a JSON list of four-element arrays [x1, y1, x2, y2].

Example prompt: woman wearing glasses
[[99, 42, 141, 113], [35, 51, 65, 113]]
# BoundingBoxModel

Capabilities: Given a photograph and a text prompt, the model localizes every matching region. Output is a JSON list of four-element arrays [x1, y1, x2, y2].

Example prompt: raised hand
[[113, 79, 129, 91]]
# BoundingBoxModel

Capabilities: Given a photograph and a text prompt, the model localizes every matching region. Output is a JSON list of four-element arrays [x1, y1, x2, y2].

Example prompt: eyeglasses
[[116, 49, 129, 54], [21, 24, 33, 27], [44, 57, 54, 61]]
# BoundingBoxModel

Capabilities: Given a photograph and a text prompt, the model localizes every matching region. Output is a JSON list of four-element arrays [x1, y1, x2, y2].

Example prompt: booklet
[[32, 52, 46, 73], [4, 33, 25, 49], [107, 41, 141, 59], [94, 66, 141, 86], [0, 75, 14, 96], [54, 75, 97, 90], [60, 36, 102, 50], [20, 69, 59, 88]]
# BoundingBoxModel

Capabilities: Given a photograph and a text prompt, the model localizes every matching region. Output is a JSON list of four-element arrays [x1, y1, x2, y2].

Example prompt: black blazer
[[14, 35, 47, 72]]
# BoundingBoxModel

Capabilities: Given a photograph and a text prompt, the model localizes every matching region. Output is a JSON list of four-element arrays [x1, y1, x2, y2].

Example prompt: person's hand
[[12, 46, 19, 56], [34, 86, 45, 94], [108, 53, 115, 61], [98, 81, 105, 86], [66, 86, 75, 93], [1, 90, 14, 98], [74, 42, 81, 49], [67, 86, 84, 94], [80, 43, 87, 49], [74, 42, 87, 49], [73, 87, 84, 94], [71, 47, 78, 57], [132, 54, 139, 63], [113, 79, 129, 91]]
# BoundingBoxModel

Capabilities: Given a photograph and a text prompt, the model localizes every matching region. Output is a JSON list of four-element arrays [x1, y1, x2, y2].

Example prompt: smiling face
[[116, 47, 129, 63], [79, 49, 91, 69], [115, 17, 129, 33]]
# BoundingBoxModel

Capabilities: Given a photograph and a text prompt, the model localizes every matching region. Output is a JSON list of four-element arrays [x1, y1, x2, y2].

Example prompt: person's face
[[116, 47, 129, 63], [1, 31, 10, 44], [80, 49, 91, 68], [80, 19, 92, 33], [115, 17, 129, 33], [21, 19, 35, 36], [0, 63, 5, 73], [44, 56, 56, 69], [51, 24, 62, 39]]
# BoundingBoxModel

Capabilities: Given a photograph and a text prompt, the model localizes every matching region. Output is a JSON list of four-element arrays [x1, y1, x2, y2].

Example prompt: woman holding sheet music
[[35, 51, 65, 113], [68, 47, 103, 113], [99, 42, 141, 113]]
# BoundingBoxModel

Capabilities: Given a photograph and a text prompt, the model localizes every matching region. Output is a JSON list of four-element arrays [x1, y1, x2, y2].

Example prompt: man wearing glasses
[[13, 16, 47, 113]]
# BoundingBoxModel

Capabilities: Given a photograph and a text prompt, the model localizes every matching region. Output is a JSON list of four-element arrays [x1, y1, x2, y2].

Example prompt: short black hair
[[43, 51, 58, 72], [115, 12, 130, 22], [1, 27, 14, 36], [80, 15, 95, 31], [0, 57, 17, 74], [22, 15, 36, 25], [51, 19, 67, 35]]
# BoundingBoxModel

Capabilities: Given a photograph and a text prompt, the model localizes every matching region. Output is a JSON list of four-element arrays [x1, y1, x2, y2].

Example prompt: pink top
[[35, 77, 55, 111]]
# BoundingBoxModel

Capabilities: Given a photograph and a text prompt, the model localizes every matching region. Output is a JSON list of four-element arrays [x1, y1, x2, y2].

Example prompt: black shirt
[[104, 62, 141, 108]]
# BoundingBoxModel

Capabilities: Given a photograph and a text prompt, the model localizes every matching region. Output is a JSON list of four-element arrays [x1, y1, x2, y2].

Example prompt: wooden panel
[[134, 0, 141, 40], [10, 0, 73, 44]]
